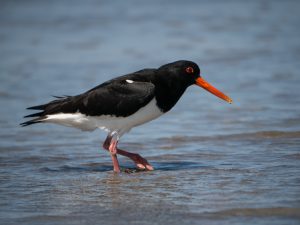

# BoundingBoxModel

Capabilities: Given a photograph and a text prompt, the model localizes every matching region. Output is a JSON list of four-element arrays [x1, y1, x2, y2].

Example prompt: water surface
[[0, 0, 300, 224]]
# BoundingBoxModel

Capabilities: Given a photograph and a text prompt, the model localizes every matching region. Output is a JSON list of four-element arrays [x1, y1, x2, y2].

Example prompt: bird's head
[[158, 60, 232, 104]]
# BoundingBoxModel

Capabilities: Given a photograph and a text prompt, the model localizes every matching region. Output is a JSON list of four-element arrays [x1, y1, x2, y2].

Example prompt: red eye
[[185, 67, 194, 74]]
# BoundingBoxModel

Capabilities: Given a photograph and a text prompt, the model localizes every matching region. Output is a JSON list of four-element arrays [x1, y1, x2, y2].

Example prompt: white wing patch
[[126, 79, 134, 83]]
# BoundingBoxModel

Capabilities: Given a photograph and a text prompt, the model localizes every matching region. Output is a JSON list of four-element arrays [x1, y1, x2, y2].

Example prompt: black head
[[158, 60, 201, 86], [158, 60, 232, 103]]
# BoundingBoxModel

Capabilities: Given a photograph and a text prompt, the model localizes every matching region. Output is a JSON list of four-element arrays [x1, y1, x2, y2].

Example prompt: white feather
[[43, 99, 163, 136], [126, 79, 134, 83]]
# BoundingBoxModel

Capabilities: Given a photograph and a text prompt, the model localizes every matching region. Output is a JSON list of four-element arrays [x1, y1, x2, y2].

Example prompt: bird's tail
[[20, 96, 70, 127], [20, 117, 46, 127], [20, 106, 48, 127]]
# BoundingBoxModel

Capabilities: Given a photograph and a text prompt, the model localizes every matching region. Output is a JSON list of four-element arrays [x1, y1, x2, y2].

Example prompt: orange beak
[[195, 77, 233, 104]]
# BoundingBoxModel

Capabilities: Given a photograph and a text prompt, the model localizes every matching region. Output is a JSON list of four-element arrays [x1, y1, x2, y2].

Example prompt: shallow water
[[1, 0, 300, 224]]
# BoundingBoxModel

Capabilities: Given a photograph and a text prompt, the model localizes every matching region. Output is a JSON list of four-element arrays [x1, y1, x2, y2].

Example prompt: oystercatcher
[[21, 60, 232, 172]]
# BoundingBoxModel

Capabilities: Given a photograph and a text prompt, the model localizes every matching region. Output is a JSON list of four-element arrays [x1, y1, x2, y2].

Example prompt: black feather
[[27, 104, 47, 110], [24, 112, 44, 118], [20, 117, 46, 127], [52, 95, 71, 99], [52, 95, 64, 99]]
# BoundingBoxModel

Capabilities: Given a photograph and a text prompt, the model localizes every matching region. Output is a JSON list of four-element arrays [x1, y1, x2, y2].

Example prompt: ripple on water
[[159, 131, 300, 144], [203, 207, 300, 219]]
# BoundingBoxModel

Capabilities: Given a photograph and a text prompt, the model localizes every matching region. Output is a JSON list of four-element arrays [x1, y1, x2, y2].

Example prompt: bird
[[21, 60, 232, 172]]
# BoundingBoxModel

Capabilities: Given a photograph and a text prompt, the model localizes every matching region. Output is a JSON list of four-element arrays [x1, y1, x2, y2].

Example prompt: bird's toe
[[132, 154, 154, 171]]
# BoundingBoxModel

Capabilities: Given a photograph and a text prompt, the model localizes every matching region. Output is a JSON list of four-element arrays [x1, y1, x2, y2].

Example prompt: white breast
[[43, 99, 164, 136]]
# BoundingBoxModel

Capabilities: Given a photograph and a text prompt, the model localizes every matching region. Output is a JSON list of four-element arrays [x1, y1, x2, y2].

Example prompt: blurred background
[[1, 0, 300, 224]]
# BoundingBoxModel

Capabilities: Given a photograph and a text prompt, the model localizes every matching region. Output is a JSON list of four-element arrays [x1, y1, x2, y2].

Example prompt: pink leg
[[103, 135, 154, 171], [105, 134, 121, 173]]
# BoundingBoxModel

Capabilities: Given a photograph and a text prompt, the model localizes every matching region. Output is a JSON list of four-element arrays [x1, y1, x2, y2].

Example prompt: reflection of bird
[[21, 60, 232, 172]]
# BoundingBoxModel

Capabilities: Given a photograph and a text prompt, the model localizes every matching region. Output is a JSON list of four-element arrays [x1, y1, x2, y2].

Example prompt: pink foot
[[116, 149, 154, 171], [102, 134, 154, 172], [133, 154, 154, 171]]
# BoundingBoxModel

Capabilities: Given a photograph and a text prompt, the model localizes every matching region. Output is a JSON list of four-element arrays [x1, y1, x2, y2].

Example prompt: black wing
[[78, 79, 155, 117], [21, 79, 155, 126]]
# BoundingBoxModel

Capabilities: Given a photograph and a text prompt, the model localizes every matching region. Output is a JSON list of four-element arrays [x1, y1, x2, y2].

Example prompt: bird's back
[[21, 69, 158, 127]]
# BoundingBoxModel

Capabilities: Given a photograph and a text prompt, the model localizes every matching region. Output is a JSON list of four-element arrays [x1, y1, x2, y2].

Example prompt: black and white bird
[[21, 60, 232, 172]]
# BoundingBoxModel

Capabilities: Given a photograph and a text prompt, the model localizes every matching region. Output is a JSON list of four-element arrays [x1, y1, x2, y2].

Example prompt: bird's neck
[[154, 77, 189, 112]]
